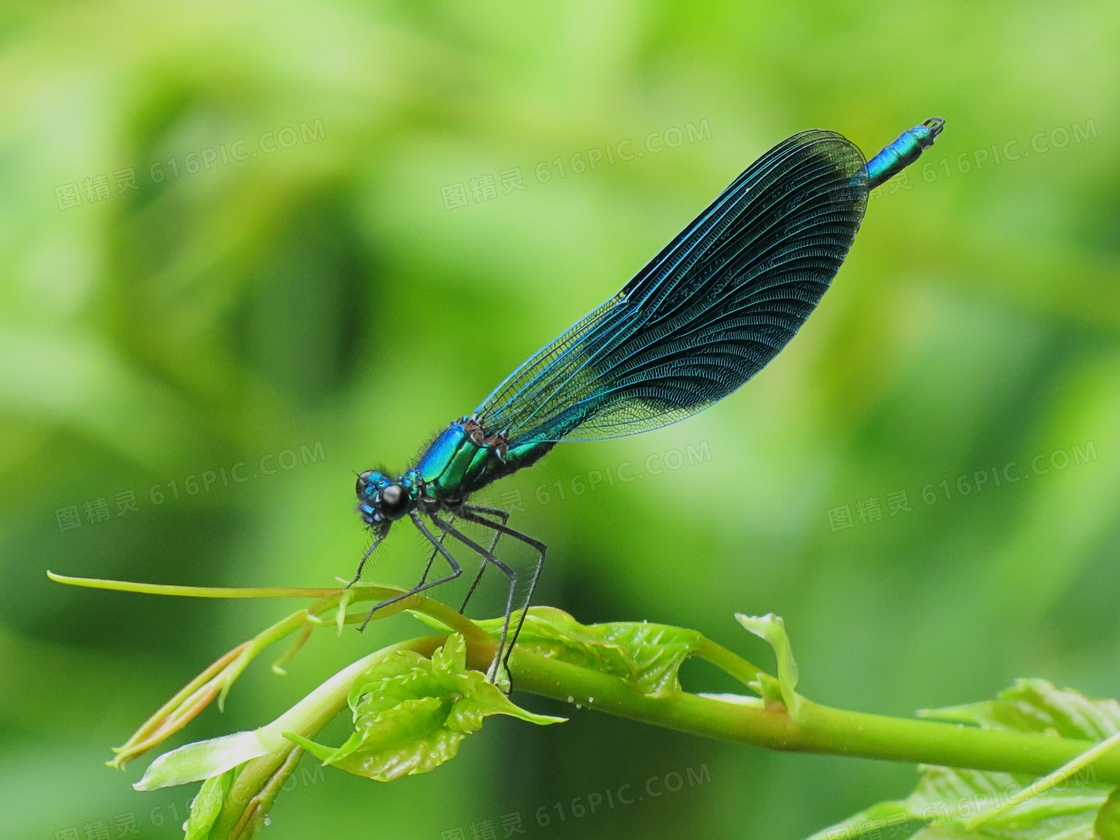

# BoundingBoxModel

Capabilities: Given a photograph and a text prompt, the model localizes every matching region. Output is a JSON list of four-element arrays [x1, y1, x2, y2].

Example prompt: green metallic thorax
[[415, 420, 554, 504]]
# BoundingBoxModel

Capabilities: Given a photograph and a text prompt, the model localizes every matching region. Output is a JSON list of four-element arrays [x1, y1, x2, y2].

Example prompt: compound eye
[[379, 483, 409, 518], [356, 469, 376, 496]]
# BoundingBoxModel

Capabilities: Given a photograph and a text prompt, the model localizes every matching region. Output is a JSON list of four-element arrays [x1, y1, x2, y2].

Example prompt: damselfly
[[353, 117, 945, 679]]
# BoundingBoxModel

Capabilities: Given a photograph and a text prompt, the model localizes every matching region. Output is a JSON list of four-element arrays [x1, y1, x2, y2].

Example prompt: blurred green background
[[2, 1, 1119, 838]]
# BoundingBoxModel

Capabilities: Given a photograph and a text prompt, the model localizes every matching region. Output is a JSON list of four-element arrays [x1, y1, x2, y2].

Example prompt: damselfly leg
[[456, 506, 509, 613], [428, 513, 519, 682], [345, 532, 386, 589], [348, 506, 513, 672], [353, 512, 463, 630], [453, 506, 547, 682]]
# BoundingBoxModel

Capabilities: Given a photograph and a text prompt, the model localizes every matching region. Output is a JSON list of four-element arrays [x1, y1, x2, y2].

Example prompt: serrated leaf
[[431, 630, 467, 673], [810, 764, 1108, 840], [804, 800, 914, 840], [292, 634, 564, 782], [921, 679, 1120, 741], [413, 607, 703, 697], [807, 681, 1120, 840], [735, 614, 801, 715]]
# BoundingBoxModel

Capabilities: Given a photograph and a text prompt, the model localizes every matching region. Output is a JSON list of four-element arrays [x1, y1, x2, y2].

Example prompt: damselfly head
[[356, 469, 415, 526]]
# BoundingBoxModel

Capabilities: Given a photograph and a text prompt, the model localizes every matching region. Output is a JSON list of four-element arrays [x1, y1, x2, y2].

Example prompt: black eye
[[356, 469, 375, 496], [379, 483, 409, 518]]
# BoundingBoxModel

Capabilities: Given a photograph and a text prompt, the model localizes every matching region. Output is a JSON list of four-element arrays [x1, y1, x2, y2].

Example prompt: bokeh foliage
[[1, 1, 1119, 838]]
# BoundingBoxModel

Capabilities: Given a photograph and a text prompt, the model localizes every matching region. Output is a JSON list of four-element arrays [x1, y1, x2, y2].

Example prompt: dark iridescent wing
[[475, 129, 870, 444]]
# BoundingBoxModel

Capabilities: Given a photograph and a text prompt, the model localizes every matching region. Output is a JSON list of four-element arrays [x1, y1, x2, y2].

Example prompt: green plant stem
[[46, 571, 342, 599], [54, 572, 1120, 787], [502, 644, 1120, 784], [47, 572, 492, 648], [695, 637, 765, 688]]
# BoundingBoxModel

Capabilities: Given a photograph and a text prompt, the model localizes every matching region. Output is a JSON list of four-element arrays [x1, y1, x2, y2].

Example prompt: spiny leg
[[346, 531, 387, 589], [358, 512, 462, 631], [456, 506, 509, 613], [403, 508, 503, 613], [416, 514, 455, 589], [456, 507, 547, 681], [430, 513, 519, 683]]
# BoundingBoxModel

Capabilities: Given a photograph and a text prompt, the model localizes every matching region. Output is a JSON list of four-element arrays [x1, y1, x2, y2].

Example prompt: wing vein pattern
[[476, 129, 870, 444]]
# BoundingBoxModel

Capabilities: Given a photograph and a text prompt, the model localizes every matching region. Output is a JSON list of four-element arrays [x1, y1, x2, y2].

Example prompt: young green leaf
[[735, 613, 801, 715], [288, 633, 564, 782], [807, 680, 1120, 840], [920, 678, 1120, 740], [184, 769, 236, 840], [413, 606, 704, 697], [135, 730, 276, 791]]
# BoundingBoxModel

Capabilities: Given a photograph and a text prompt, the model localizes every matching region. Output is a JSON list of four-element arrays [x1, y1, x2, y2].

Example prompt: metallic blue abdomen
[[866, 117, 944, 189]]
